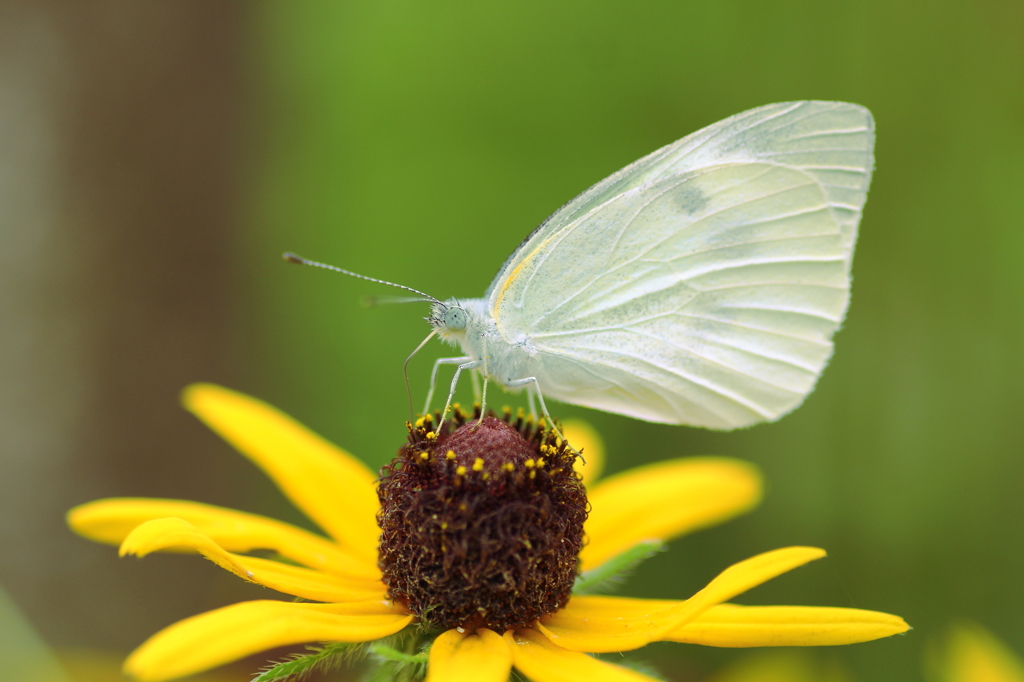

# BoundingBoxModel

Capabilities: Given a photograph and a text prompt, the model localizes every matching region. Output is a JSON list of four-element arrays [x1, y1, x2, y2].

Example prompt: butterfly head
[[429, 299, 469, 342]]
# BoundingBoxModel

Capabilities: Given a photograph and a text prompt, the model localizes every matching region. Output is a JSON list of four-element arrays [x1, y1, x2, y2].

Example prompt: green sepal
[[572, 540, 666, 595], [365, 640, 431, 682], [368, 642, 429, 666], [252, 641, 365, 681]]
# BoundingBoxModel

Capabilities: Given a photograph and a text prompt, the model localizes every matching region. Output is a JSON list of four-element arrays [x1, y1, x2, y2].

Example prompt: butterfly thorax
[[431, 298, 535, 390]]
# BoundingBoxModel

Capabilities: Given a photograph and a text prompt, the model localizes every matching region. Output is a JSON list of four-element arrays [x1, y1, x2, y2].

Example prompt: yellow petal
[[426, 628, 512, 682], [563, 419, 604, 487], [666, 604, 910, 647], [120, 518, 386, 603], [933, 622, 1024, 682], [504, 628, 662, 682], [183, 383, 380, 564], [125, 600, 412, 682], [539, 595, 679, 653], [68, 498, 377, 579], [581, 457, 761, 571], [661, 547, 827, 634], [540, 548, 826, 652]]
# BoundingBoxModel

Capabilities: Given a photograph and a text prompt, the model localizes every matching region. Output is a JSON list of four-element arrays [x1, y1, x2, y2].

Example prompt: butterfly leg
[[471, 375, 490, 431], [470, 353, 492, 429], [503, 376, 572, 450], [423, 356, 472, 416], [526, 384, 538, 423], [437, 359, 482, 434]]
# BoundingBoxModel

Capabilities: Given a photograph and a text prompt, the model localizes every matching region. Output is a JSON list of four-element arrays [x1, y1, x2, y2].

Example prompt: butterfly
[[289, 100, 875, 431]]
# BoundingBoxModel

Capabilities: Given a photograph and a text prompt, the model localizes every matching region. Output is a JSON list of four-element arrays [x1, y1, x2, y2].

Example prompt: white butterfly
[[291, 101, 875, 431]]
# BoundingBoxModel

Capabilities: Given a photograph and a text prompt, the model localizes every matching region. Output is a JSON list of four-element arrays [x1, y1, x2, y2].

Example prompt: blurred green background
[[3, 1, 1023, 681]]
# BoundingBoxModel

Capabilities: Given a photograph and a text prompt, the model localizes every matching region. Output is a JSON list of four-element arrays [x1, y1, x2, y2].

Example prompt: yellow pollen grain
[[524, 459, 535, 468], [445, 450, 456, 460], [537, 457, 546, 467], [415, 416, 425, 428], [502, 462, 514, 472], [441, 522, 448, 530], [472, 458, 484, 472], [482, 472, 490, 480], [502, 405, 511, 414], [529, 470, 536, 479], [455, 465, 467, 476], [419, 452, 429, 461], [426, 431, 437, 441]]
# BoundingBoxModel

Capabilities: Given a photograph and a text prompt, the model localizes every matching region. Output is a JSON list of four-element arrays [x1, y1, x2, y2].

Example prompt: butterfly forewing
[[485, 101, 874, 428], [485, 101, 873, 303]]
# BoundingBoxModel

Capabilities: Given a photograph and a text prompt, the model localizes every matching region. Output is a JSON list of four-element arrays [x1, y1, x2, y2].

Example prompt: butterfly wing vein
[[483, 101, 873, 428]]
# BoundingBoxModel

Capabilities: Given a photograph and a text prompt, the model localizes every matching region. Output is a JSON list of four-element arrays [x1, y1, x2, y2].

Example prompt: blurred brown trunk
[[0, 0, 254, 650]]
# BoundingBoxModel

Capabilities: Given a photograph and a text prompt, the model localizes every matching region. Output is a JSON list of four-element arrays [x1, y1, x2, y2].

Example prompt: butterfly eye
[[444, 307, 467, 331]]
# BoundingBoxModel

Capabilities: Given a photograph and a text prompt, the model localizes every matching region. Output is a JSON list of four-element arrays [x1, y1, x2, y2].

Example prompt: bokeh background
[[3, 1, 1023, 681]]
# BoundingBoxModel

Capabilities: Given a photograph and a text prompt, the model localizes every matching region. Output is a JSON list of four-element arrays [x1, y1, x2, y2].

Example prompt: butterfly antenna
[[363, 294, 432, 307], [283, 252, 439, 303]]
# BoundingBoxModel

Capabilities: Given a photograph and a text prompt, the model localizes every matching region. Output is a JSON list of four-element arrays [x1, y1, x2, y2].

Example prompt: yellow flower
[[708, 650, 852, 682], [68, 384, 909, 682], [929, 622, 1024, 682]]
